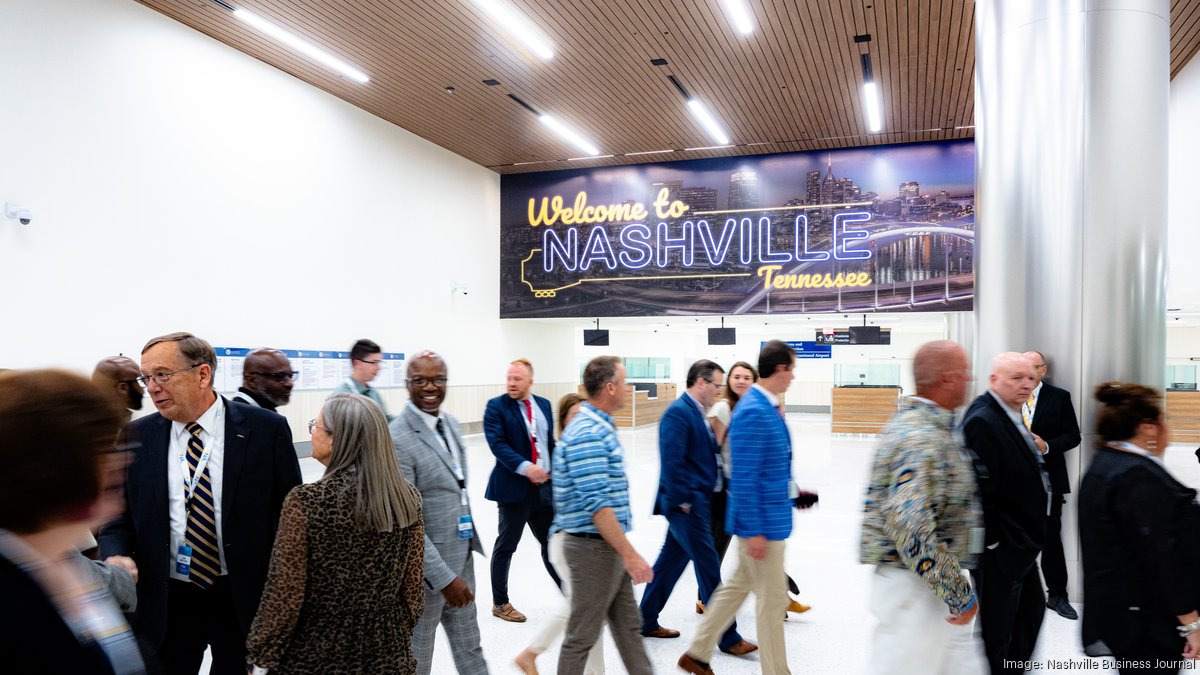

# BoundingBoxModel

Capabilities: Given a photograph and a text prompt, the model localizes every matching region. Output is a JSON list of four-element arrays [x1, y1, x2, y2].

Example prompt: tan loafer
[[642, 626, 681, 638], [720, 639, 758, 656], [695, 600, 705, 614], [492, 603, 527, 623], [787, 599, 811, 614]]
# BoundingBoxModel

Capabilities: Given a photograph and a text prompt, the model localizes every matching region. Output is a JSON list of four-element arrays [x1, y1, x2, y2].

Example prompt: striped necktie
[[1022, 393, 1035, 429], [183, 422, 221, 589]]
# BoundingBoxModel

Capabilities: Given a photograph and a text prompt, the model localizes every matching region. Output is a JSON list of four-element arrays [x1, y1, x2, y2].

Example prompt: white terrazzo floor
[[237, 413, 1200, 674]]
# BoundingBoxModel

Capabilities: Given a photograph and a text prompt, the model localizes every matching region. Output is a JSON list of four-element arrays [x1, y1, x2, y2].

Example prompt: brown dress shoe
[[719, 639, 758, 656], [695, 600, 705, 614], [787, 598, 811, 614], [642, 626, 681, 638], [492, 603, 527, 622], [677, 653, 715, 674]]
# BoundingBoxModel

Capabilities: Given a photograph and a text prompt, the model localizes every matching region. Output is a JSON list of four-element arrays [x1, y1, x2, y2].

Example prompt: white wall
[[0, 0, 575, 432], [1170, 57, 1200, 314]]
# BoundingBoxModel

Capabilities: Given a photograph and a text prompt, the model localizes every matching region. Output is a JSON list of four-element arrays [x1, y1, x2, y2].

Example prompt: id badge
[[457, 514, 474, 539], [175, 544, 193, 576]]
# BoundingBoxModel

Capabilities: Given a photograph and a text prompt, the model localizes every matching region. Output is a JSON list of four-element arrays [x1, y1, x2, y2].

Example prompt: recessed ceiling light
[[232, 8, 369, 83], [540, 115, 600, 156], [687, 100, 731, 145], [472, 0, 554, 60], [720, 0, 755, 34]]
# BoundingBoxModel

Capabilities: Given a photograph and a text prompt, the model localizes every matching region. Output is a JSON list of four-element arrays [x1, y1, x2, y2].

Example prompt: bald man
[[960, 352, 1051, 675], [231, 348, 296, 413], [860, 340, 986, 675], [92, 355, 145, 421]]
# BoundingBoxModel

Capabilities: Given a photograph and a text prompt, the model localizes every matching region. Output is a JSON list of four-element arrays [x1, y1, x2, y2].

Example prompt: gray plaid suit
[[391, 404, 489, 675]]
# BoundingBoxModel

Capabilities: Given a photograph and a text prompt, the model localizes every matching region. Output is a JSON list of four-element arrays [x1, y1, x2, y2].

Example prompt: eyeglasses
[[700, 377, 723, 387], [251, 371, 299, 382], [359, 358, 384, 366], [307, 419, 331, 435], [407, 376, 448, 387], [137, 364, 199, 387]]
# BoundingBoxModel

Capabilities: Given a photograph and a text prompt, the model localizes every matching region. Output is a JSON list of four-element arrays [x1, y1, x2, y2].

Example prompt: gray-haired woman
[[247, 393, 424, 674]]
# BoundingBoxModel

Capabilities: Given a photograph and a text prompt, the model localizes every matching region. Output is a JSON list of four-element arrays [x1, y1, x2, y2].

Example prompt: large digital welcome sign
[[500, 140, 975, 318]]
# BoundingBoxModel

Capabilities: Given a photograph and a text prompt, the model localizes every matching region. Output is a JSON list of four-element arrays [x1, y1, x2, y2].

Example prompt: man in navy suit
[[639, 360, 757, 655], [961, 352, 1050, 675], [100, 332, 302, 675], [484, 358, 561, 622]]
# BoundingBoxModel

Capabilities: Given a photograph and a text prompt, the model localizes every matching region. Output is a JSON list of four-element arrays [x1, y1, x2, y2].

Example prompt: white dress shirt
[[1022, 382, 1043, 424], [514, 396, 550, 476], [408, 403, 465, 483], [167, 395, 228, 580]]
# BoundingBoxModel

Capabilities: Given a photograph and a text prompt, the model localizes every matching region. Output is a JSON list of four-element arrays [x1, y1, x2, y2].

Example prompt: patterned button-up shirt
[[860, 397, 983, 614]]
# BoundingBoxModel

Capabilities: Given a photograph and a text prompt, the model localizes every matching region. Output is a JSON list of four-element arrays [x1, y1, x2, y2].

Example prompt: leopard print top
[[247, 469, 425, 674]]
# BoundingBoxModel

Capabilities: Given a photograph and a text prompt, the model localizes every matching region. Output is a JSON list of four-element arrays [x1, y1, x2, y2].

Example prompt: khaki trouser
[[686, 538, 790, 675]]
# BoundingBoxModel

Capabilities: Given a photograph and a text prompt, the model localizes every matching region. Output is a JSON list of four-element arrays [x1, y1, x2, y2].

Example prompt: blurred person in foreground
[[703, 360, 809, 618], [1079, 382, 1200, 673], [514, 392, 605, 675], [859, 340, 986, 675], [247, 393, 425, 673], [0, 369, 146, 674]]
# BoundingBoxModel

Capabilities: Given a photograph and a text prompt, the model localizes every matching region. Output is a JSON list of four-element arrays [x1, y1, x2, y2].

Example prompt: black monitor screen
[[708, 327, 737, 345], [848, 325, 882, 344], [583, 329, 610, 346]]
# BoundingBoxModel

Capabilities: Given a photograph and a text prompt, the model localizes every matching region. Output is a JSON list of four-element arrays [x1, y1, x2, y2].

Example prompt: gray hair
[[142, 332, 217, 372], [321, 393, 421, 532]]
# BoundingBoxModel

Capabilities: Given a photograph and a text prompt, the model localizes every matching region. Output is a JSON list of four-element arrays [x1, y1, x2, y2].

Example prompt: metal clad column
[[975, 0, 1168, 601]]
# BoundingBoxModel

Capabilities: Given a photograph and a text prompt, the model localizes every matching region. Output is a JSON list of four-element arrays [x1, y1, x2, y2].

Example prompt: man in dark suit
[[961, 352, 1051, 675], [1022, 350, 1081, 620], [484, 358, 560, 623], [100, 332, 303, 675], [639, 360, 757, 655]]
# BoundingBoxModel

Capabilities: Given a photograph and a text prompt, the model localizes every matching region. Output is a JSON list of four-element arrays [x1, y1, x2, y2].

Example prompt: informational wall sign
[[779, 341, 833, 359], [213, 347, 405, 392], [814, 328, 893, 345], [500, 140, 975, 318]]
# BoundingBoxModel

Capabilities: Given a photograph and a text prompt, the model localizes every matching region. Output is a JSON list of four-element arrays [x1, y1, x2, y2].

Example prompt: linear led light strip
[[667, 75, 731, 146], [472, 0, 554, 60], [857, 36, 883, 133], [210, 1, 370, 83], [720, 0, 755, 34], [508, 95, 601, 157]]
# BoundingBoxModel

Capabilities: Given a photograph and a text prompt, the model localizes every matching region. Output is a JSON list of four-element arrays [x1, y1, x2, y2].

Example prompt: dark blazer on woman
[[0, 556, 117, 674], [246, 470, 426, 674], [1079, 447, 1200, 658]]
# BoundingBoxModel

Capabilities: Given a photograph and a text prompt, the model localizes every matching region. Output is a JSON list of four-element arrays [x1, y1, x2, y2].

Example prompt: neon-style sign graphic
[[540, 212, 874, 275]]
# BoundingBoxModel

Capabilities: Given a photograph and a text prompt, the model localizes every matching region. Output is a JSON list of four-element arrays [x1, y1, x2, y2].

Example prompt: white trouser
[[525, 532, 604, 675], [864, 565, 987, 675]]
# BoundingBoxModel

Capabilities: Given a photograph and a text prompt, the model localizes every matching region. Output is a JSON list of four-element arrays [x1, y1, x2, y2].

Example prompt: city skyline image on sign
[[499, 139, 975, 318]]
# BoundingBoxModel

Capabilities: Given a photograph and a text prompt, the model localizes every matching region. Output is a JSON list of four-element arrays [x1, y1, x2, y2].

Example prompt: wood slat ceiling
[[138, 0, 1200, 174]]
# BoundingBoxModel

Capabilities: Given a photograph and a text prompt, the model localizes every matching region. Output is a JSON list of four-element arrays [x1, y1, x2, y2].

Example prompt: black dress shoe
[[1047, 596, 1078, 620]]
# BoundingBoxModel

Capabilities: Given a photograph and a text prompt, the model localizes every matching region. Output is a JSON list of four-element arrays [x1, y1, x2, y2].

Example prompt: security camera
[[450, 283, 469, 297], [4, 203, 31, 225]]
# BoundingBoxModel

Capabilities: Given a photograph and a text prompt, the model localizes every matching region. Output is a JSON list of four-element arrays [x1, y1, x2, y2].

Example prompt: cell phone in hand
[[793, 491, 819, 509]]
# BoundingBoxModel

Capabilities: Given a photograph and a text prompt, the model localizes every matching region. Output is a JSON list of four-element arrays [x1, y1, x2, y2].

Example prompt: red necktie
[[524, 399, 539, 464]]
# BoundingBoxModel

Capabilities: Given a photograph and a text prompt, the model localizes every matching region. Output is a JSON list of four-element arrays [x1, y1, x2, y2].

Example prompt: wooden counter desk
[[1167, 390, 1200, 445], [831, 386, 901, 434], [577, 383, 677, 428]]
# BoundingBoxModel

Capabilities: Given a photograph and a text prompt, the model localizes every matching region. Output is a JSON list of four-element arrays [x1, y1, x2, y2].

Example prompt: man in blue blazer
[[99, 332, 302, 675], [681, 341, 800, 675], [483, 358, 560, 622], [639, 360, 757, 655]]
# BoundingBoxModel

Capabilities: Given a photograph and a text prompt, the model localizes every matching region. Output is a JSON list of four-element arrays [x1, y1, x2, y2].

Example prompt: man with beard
[[92, 355, 145, 422], [231, 348, 297, 413]]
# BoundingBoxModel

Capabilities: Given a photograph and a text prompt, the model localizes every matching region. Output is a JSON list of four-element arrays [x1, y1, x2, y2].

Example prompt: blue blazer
[[484, 393, 555, 504], [654, 393, 720, 516], [727, 387, 794, 541]]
